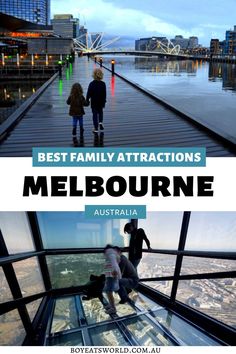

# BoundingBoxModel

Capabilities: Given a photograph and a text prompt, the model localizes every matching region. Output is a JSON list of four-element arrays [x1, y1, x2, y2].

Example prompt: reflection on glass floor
[[46, 291, 221, 346], [152, 309, 220, 346]]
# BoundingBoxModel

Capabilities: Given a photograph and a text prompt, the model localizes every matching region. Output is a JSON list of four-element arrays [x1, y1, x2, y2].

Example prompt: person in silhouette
[[103, 245, 121, 314], [67, 83, 88, 140], [124, 222, 151, 269], [86, 68, 106, 133], [113, 246, 139, 304]]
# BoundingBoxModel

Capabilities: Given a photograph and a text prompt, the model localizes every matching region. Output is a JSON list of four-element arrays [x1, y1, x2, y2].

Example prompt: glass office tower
[[0, 0, 50, 25], [0, 212, 235, 346]]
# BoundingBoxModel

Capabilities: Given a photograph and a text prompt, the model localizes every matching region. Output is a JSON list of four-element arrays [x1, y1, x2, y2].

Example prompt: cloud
[[201, 24, 230, 30], [51, 0, 234, 45], [51, 0, 198, 38]]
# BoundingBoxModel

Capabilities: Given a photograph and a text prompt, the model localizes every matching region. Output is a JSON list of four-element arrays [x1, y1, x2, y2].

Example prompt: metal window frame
[[0, 211, 236, 346], [0, 229, 33, 338]]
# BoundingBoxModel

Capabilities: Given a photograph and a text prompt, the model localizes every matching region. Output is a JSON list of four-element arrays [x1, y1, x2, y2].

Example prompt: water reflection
[[58, 79, 63, 96], [152, 309, 220, 345], [0, 81, 45, 124], [110, 75, 116, 97], [209, 62, 236, 91], [103, 56, 236, 92], [94, 132, 104, 147], [102, 56, 236, 142], [134, 57, 198, 75]]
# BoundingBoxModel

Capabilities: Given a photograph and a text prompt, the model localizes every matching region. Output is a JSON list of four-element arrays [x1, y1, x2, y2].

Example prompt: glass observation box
[[0, 212, 235, 346]]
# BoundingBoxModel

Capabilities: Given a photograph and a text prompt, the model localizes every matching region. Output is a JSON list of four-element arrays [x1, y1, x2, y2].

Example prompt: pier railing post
[[111, 59, 115, 75]]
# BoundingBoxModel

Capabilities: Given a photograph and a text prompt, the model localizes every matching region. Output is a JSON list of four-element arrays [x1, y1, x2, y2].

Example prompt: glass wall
[[0, 309, 26, 346], [0, 212, 35, 254], [1, 211, 236, 345], [176, 278, 236, 328], [138, 212, 183, 249], [37, 212, 129, 249], [0, 267, 13, 304], [181, 257, 236, 275], [138, 212, 181, 298], [138, 211, 236, 331], [13, 257, 45, 297], [26, 298, 42, 322], [185, 212, 236, 251], [139, 253, 176, 278], [0, 212, 45, 345], [46, 254, 105, 288], [142, 280, 173, 297]]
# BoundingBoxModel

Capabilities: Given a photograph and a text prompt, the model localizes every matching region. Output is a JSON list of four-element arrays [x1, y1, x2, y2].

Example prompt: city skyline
[[51, 0, 236, 46]]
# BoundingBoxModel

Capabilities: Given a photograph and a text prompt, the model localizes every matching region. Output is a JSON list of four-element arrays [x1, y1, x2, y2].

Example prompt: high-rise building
[[135, 38, 149, 51], [0, 0, 50, 25], [210, 39, 220, 55], [224, 25, 236, 55], [135, 37, 168, 51], [171, 35, 189, 49], [78, 26, 88, 46], [171, 35, 199, 50], [51, 14, 80, 38], [188, 36, 199, 49]]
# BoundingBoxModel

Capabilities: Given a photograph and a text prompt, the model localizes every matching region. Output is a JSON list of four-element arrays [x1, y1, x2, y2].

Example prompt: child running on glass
[[67, 83, 88, 138], [103, 245, 121, 314]]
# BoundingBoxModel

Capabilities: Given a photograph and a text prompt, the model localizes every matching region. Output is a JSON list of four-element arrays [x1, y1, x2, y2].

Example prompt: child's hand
[[112, 270, 118, 277]]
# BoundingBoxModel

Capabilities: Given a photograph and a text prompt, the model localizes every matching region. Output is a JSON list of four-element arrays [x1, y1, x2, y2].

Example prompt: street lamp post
[[111, 59, 115, 75]]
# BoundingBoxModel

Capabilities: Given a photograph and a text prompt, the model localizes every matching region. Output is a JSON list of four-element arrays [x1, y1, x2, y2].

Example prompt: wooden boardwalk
[[0, 57, 235, 156]]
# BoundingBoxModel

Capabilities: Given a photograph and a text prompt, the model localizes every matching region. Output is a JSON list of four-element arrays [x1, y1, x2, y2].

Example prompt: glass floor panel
[[123, 315, 176, 346], [113, 293, 137, 317], [81, 297, 110, 325], [47, 331, 83, 346], [129, 291, 162, 311], [152, 309, 220, 346], [89, 323, 131, 346], [48, 292, 222, 346], [51, 297, 78, 333]]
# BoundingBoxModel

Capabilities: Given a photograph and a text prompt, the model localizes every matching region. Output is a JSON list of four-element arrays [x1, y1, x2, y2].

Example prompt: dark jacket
[[119, 255, 139, 282], [86, 80, 106, 109], [66, 95, 87, 117], [129, 228, 150, 261]]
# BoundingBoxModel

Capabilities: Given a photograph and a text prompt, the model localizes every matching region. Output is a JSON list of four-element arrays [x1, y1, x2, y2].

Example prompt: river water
[[0, 80, 47, 124], [102, 56, 236, 144]]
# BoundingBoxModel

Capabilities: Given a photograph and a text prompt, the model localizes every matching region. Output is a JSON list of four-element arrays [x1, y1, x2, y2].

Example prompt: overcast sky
[[51, 0, 236, 46]]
